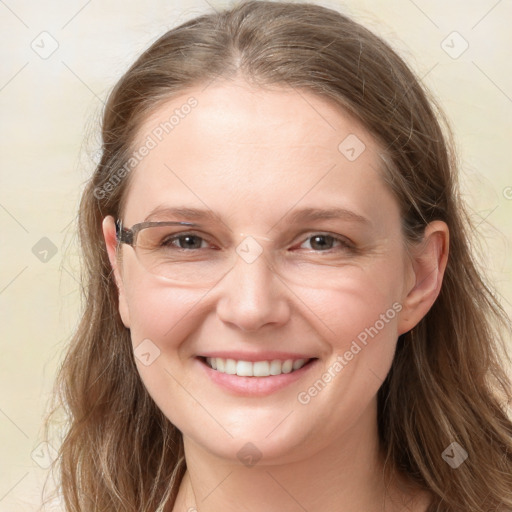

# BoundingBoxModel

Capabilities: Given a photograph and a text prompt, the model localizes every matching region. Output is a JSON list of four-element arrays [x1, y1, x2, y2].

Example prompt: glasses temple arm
[[115, 219, 134, 245]]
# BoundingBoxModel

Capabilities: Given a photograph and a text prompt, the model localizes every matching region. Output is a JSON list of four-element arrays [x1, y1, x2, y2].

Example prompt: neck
[[170, 399, 429, 512]]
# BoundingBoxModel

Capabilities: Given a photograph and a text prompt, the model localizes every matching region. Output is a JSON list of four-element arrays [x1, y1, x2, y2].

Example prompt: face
[[103, 79, 447, 465]]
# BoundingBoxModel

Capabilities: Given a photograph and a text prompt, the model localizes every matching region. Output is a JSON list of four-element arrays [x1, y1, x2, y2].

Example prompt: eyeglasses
[[116, 219, 240, 286], [115, 218, 358, 289]]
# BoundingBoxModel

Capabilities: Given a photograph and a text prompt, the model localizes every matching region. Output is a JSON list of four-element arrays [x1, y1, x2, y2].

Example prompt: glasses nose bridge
[[237, 231, 274, 243], [212, 233, 280, 286], [233, 232, 276, 266], [224, 238, 282, 297]]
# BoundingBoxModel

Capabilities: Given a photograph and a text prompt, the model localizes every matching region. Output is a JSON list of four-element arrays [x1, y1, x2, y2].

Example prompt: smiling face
[[103, 79, 442, 465]]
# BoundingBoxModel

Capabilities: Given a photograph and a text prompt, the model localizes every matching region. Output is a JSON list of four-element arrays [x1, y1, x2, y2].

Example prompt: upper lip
[[197, 351, 317, 362]]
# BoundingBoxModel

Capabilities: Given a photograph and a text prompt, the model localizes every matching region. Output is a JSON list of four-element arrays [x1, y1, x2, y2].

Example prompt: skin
[[103, 78, 449, 512]]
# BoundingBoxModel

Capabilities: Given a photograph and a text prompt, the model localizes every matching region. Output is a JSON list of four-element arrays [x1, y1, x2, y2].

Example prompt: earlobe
[[102, 215, 131, 328], [397, 220, 449, 335]]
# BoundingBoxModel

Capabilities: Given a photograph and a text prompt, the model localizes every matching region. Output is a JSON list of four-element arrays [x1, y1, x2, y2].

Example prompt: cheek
[[123, 253, 406, 373], [124, 280, 207, 351], [121, 249, 406, 447], [291, 264, 403, 420], [122, 281, 216, 437], [292, 257, 405, 346], [295, 281, 402, 438]]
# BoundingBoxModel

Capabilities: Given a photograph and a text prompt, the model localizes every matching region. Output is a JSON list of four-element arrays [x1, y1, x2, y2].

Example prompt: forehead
[[123, 80, 400, 231]]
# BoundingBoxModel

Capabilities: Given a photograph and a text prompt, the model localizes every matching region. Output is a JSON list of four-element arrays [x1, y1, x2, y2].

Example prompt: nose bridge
[[233, 233, 280, 287], [215, 235, 289, 331]]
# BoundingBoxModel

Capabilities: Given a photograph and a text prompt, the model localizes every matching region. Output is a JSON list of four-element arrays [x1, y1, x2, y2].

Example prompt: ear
[[397, 220, 449, 335], [102, 215, 131, 328]]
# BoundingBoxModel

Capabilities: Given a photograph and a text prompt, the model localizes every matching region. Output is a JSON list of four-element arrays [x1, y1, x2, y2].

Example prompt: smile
[[205, 357, 311, 377], [196, 355, 319, 396]]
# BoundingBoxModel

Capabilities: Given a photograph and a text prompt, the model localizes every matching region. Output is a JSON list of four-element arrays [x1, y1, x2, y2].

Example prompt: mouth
[[195, 354, 320, 396], [197, 356, 317, 377]]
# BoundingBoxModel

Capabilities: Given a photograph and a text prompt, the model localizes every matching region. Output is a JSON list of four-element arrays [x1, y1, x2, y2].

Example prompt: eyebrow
[[284, 207, 370, 226], [144, 205, 370, 228], [144, 206, 222, 224]]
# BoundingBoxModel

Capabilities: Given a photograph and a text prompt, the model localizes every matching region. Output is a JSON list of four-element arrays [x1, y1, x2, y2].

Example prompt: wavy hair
[[43, 1, 512, 510]]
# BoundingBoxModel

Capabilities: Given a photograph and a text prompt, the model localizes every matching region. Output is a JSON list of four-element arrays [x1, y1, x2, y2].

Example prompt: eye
[[156, 230, 354, 253], [298, 233, 353, 252], [163, 233, 209, 250]]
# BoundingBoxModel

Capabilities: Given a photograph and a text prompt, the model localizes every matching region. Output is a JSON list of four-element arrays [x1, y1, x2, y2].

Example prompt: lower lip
[[195, 357, 319, 396]]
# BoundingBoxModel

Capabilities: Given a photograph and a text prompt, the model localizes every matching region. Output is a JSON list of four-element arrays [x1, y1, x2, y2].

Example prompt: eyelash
[[162, 232, 355, 253]]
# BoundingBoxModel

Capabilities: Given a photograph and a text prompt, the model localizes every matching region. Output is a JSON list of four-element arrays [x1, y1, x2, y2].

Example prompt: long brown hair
[[43, 1, 512, 510]]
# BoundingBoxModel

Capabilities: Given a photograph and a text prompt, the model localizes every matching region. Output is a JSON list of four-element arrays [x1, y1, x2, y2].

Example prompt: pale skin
[[103, 78, 449, 511]]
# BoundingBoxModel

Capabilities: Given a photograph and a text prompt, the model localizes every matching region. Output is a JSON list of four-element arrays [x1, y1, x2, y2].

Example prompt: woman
[[44, 1, 512, 510]]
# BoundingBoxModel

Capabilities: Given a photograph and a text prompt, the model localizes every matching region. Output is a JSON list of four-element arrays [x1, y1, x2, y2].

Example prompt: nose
[[215, 248, 291, 332]]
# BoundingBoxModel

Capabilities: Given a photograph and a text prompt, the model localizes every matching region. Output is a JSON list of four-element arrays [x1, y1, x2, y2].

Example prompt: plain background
[[1, 0, 511, 509]]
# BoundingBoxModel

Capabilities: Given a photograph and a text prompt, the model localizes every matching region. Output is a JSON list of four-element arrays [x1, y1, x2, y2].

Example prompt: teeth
[[204, 357, 309, 377], [225, 359, 237, 375], [292, 359, 305, 370], [253, 361, 270, 377]]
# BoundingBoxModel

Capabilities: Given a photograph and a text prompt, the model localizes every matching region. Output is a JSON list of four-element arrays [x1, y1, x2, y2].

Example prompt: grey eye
[[166, 234, 206, 250]]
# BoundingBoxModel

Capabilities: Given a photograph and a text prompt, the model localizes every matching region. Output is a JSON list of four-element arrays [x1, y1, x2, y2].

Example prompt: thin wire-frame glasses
[[115, 218, 238, 285], [115, 218, 356, 289]]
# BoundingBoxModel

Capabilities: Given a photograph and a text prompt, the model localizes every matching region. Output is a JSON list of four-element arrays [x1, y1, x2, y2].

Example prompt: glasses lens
[[132, 224, 355, 291], [134, 225, 233, 285]]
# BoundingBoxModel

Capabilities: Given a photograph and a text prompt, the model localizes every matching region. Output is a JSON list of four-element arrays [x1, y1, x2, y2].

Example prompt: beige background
[[1, 0, 511, 509]]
